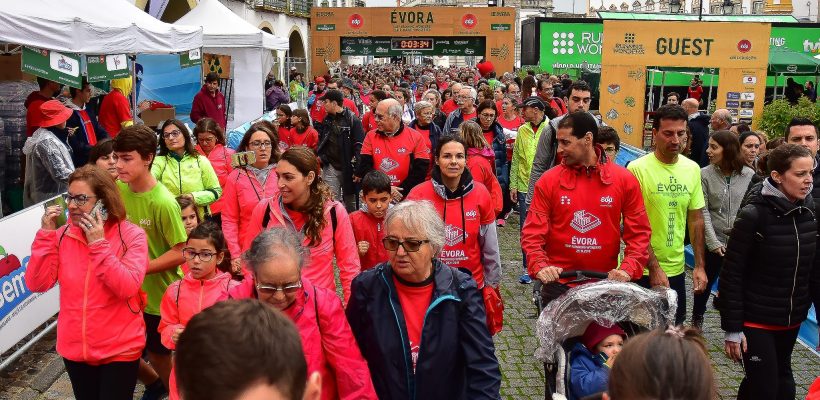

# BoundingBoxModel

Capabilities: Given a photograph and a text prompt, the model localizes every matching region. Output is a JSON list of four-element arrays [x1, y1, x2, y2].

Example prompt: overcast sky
[[366, 0, 399, 6]]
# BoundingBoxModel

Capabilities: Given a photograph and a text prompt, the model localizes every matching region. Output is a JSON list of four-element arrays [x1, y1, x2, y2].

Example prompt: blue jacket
[[569, 343, 610, 400], [346, 259, 501, 400], [59, 103, 109, 166], [470, 118, 509, 187]]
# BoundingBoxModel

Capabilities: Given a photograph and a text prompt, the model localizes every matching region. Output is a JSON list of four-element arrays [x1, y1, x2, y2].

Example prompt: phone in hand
[[231, 151, 257, 168], [45, 196, 68, 228], [89, 200, 109, 222]]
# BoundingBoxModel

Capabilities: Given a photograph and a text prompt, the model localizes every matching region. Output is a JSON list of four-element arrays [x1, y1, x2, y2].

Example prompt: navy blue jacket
[[60, 105, 109, 167], [346, 259, 501, 400]]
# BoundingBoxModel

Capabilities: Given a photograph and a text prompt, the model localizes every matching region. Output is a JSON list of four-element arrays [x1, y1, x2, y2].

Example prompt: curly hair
[[279, 146, 333, 247]]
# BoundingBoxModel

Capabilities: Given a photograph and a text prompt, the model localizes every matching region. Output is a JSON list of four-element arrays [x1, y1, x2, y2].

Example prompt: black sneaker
[[140, 379, 168, 400]]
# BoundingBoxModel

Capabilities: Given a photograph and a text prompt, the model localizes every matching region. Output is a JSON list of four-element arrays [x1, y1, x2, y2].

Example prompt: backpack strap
[[329, 205, 337, 245]]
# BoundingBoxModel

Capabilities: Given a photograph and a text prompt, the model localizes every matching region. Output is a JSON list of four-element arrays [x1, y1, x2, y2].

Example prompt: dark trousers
[[637, 272, 686, 325], [517, 192, 530, 273], [692, 250, 723, 320], [737, 326, 800, 400], [63, 358, 139, 400]]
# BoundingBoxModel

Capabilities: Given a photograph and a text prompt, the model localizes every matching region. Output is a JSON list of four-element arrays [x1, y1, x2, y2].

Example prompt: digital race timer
[[390, 38, 434, 51]]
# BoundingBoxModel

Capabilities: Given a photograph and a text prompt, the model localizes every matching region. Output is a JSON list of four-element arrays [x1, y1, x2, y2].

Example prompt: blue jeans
[[518, 192, 530, 274]]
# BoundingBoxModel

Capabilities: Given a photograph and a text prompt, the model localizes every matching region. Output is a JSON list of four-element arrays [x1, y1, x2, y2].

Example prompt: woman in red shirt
[[274, 105, 293, 151], [496, 96, 523, 226], [194, 118, 235, 221], [281, 109, 319, 152]]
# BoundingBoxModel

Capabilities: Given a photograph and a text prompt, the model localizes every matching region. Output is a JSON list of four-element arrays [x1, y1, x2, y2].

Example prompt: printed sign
[[179, 48, 202, 69], [86, 54, 130, 83], [20, 46, 82, 88], [740, 101, 755, 109], [740, 92, 755, 101], [743, 75, 757, 84], [727, 92, 741, 100], [726, 100, 739, 108]]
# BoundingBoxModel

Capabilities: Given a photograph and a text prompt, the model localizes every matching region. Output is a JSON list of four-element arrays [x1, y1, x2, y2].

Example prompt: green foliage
[[759, 98, 820, 139]]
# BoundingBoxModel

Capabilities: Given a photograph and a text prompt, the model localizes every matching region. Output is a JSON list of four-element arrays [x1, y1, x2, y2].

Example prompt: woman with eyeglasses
[[221, 122, 281, 274], [471, 100, 508, 207], [159, 222, 239, 400], [406, 137, 502, 327], [408, 101, 442, 169], [194, 118, 234, 224], [247, 146, 361, 304], [27, 165, 148, 400], [153, 119, 221, 221], [346, 200, 501, 400], [231, 227, 376, 400], [422, 89, 447, 130]]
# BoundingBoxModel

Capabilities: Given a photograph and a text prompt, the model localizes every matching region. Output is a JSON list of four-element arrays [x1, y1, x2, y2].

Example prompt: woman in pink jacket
[[26, 165, 148, 400], [194, 118, 234, 222], [221, 122, 280, 272], [231, 227, 377, 400], [159, 222, 240, 400], [246, 146, 361, 304]]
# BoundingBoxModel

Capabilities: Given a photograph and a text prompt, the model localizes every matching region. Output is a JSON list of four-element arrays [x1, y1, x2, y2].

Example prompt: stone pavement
[[1, 213, 818, 399]]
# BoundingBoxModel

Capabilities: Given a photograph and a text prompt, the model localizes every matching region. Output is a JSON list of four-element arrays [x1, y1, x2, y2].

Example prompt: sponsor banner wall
[[0, 201, 60, 355]]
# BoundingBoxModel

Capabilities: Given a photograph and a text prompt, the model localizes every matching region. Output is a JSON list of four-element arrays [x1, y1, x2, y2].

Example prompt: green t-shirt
[[118, 180, 188, 315], [627, 153, 705, 277]]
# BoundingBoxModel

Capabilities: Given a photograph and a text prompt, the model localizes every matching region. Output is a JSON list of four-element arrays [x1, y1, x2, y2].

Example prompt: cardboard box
[[140, 107, 176, 128], [0, 53, 36, 82]]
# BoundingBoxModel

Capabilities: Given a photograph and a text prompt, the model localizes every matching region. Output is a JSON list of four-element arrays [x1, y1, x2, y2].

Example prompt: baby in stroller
[[569, 323, 626, 400]]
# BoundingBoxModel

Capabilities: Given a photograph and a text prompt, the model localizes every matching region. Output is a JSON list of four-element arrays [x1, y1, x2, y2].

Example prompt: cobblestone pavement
[[1, 213, 818, 399]]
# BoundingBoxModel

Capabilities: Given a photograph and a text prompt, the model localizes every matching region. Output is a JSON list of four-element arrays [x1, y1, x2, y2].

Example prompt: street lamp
[[721, 0, 735, 14]]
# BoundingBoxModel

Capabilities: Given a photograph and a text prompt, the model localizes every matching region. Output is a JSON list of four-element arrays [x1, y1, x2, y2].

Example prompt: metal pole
[[773, 73, 778, 100], [0, 321, 57, 372], [130, 55, 138, 122], [647, 68, 656, 111], [659, 71, 667, 108], [707, 71, 714, 111]]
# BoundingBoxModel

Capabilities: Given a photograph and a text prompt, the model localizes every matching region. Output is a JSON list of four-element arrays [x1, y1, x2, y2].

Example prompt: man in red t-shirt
[[442, 86, 478, 135], [355, 99, 430, 202], [25, 77, 61, 136], [440, 82, 463, 116]]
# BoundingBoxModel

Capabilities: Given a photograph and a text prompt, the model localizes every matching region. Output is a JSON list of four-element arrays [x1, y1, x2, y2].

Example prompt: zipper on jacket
[[199, 281, 205, 312], [379, 272, 413, 399], [82, 260, 92, 360], [177, 159, 184, 196], [788, 216, 799, 326]]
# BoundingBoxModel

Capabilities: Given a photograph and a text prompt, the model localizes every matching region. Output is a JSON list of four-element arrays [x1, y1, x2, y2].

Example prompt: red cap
[[581, 322, 625, 351], [38, 100, 73, 127], [315, 76, 326, 84]]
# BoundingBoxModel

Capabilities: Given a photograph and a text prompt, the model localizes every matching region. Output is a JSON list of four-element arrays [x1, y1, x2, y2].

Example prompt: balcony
[[253, 0, 311, 17]]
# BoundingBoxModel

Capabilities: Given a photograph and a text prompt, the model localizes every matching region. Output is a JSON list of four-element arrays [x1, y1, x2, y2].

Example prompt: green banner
[[491, 24, 511, 31], [179, 48, 202, 69], [340, 37, 485, 57], [317, 24, 336, 31], [85, 54, 130, 83], [21, 46, 82, 88]]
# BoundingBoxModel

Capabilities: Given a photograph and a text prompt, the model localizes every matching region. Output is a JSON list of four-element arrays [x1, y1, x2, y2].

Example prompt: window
[[752, 0, 763, 13], [645, 0, 655, 11]]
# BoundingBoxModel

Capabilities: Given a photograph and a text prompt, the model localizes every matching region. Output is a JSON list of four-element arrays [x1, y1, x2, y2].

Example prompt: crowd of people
[[17, 60, 820, 400]]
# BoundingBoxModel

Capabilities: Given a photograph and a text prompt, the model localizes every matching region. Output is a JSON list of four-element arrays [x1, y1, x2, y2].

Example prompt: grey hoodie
[[700, 164, 756, 251], [22, 127, 74, 207]]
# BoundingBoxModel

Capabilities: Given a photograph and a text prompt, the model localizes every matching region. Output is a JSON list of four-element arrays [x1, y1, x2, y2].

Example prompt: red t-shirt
[[461, 111, 477, 122], [688, 85, 704, 101], [497, 115, 524, 131], [441, 98, 459, 116], [406, 181, 495, 286], [281, 126, 319, 151], [362, 111, 378, 133], [350, 210, 389, 270], [99, 90, 132, 137], [392, 275, 433, 373], [361, 127, 430, 186], [482, 130, 495, 150]]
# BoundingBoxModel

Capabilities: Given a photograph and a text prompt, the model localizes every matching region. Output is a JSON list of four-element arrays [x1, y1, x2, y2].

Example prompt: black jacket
[[346, 260, 501, 400], [59, 105, 109, 167], [316, 108, 364, 194], [355, 123, 430, 196], [719, 180, 820, 332], [687, 114, 710, 168]]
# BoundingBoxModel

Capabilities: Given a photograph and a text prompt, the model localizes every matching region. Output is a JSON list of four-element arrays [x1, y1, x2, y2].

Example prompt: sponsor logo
[[348, 13, 364, 29], [726, 100, 739, 108], [106, 54, 127, 71], [740, 101, 754, 109], [613, 33, 645, 55], [570, 210, 601, 234], [491, 11, 511, 16], [491, 24, 511, 31], [444, 224, 468, 247], [462, 13, 478, 29], [397, 147, 407, 153], [550, 30, 602, 57], [740, 92, 755, 101], [317, 24, 336, 31], [743, 76, 757, 84], [770, 37, 785, 47], [600, 196, 613, 205], [188, 49, 201, 60], [50, 52, 79, 77], [376, 47, 389, 53], [804, 39, 820, 54], [737, 39, 752, 53], [738, 118, 753, 124], [379, 157, 399, 173], [465, 48, 475, 55], [739, 109, 754, 117], [465, 210, 478, 218], [560, 195, 571, 205], [727, 92, 741, 100], [316, 11, 334, 17], [729, 109, 739, 116]]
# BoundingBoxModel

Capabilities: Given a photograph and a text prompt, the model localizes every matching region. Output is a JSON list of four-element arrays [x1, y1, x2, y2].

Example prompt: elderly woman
[[346, 200, 501, 400], [408, 100, 442, 155], [233, 227, 377, 400], [422, 89, 447, 130]]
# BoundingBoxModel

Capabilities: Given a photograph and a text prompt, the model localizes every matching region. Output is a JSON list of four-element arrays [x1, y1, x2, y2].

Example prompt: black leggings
[[737, 326, 799, 400], [63, 358, 139, 400], [692, 250, 722, 319]]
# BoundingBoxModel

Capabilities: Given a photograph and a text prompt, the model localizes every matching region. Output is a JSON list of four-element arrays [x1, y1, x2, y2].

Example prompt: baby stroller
[[534, 273, 677, 400]]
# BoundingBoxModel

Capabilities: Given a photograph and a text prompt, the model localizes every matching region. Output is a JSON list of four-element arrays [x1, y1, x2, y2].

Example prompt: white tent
[[0, 0, 202, 54], [176, 0, 289, 129]]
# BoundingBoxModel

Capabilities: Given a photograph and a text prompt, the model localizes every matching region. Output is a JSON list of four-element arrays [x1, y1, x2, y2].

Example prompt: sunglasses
[[382, 237, 430, 252]]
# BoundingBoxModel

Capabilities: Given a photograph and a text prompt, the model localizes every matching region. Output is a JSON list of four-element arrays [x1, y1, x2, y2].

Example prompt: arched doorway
[[287, 30, 306, 78]]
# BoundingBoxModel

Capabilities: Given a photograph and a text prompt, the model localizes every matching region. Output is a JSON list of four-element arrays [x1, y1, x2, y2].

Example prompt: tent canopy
[[175, 0, 288, 50], [768, 46, 820, 74], [0, 0, 202, 54]]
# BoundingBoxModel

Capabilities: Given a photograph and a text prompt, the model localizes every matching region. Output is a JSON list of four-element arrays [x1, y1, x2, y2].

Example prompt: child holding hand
[[350, 171, 392, 270], [569, 322, 626, 400]]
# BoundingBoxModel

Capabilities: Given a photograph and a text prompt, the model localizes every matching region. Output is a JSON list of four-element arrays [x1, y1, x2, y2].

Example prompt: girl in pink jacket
[[194, 118, 234, 218], [26, 165, 148, 400], [245, 146, 361, 305], [231, 227, 377, 400], [159, 222, 240, 400], [221, 122, 280, 273]]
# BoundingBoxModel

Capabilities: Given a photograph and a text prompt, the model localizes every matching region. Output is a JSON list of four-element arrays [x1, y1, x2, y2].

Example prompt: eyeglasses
[[182, 248, 217, 262], [249, 140, 273, 149], [198, 136, 216, 144], [256, 281, 303, 296], [63, 193, 97, 206], [163, 130, 182, 139], [382, 237, 431, 252], [480, 113, 496, 120]]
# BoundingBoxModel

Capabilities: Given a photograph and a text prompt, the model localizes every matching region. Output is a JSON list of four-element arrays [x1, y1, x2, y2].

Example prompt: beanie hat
[[581, 322, 626, 351]]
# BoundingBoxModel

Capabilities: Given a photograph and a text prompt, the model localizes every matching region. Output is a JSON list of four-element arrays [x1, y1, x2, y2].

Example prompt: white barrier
[[0, 198, 60, 356]]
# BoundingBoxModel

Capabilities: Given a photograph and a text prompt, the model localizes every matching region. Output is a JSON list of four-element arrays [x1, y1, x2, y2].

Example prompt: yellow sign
[[310, 7, 516, 78], [600, 20, 771, 148]]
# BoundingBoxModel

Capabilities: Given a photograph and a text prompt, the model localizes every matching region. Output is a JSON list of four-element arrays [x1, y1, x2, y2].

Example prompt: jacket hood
[[111, 77, 132, 97], [430, 167, 475, 200], [747, 178, 816, 216], [23, 127, 61, 155], [468, 147, 494, 159]]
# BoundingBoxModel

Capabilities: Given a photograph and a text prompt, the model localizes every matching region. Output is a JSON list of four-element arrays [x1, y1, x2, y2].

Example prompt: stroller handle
[[558, 270, 610, 280]]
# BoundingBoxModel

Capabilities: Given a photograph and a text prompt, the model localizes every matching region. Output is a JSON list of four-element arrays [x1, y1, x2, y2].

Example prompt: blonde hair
[[459, 120, 488, 150]]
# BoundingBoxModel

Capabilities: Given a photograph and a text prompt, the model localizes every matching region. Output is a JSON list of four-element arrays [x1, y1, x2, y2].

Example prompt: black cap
[[320, 89, 345, 105], [517, 96, 546, 111]]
